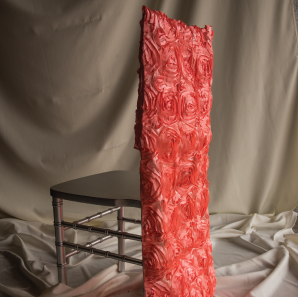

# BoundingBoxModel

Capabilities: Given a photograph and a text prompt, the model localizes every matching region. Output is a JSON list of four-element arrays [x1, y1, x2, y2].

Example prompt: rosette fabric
[[134, 6, 216, 296]]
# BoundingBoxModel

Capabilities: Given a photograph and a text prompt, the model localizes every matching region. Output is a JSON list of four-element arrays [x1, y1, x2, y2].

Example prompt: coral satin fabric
[[134, 6, 216, 297]]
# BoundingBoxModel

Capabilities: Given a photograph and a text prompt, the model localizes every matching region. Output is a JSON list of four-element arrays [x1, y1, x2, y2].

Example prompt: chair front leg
[[52, 197, 67, 284], [117, 206, 125, 272]]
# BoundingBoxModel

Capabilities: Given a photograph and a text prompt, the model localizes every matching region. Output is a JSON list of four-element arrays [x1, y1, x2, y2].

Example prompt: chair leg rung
[[64, 207, 121, 230], [63, 241, 143, 266], [66, 235, 113, 258], [61, 220, 142, 242], [118, 217, 141, 224]]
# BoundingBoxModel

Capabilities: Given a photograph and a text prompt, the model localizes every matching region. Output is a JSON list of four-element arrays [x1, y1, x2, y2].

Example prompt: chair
[[51, 170, 143, 285], [51, 5, 216, 296]]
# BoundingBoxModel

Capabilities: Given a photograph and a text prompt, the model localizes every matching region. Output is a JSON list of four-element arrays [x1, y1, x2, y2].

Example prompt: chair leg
[[52, 197, 67, 284], [118, 206, 125, 272]]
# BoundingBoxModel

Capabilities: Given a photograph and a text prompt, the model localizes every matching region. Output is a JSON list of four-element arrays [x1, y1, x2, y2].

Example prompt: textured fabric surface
[[0, 0, 297, 223], [0, 212, 297, 297], [134, 6, 216, 296], [0, 0, 298, 296]]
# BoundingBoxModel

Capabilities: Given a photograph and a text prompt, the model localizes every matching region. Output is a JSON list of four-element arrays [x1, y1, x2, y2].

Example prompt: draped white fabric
[[0, 212, 297, 297], [0, 0, 298, 296]]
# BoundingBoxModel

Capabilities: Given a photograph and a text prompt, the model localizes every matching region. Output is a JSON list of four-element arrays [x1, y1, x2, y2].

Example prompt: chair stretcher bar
[[118, 217, 141, 224], [64, 207, 121, 230], [63, 241, 143, 266], [66, 235, 112, 258], [61, 221, 142, 242]]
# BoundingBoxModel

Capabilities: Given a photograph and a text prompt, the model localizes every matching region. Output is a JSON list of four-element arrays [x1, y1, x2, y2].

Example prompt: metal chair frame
[[51, 171, 142, 285]]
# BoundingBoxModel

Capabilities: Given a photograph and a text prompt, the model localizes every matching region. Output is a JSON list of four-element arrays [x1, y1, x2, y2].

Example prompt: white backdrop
[[0, 0, 297, 223]]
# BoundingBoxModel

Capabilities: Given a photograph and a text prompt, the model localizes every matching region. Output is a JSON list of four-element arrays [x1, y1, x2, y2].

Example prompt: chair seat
[[50, 171, 141, 208]]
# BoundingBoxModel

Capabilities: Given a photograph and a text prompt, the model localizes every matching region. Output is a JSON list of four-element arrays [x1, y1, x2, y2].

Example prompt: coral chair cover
[[135, 6, 216, 297]]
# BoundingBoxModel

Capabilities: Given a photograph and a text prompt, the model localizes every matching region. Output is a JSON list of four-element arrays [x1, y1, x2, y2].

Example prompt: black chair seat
[[50, 171, 141, 208]]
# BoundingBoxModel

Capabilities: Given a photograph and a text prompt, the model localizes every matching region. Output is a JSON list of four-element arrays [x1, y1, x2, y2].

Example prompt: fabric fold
[[0, 211, 297, 297]]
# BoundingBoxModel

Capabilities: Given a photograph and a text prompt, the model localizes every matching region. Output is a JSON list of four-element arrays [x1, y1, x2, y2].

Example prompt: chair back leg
[[52, 197, 67, 284], [117, 207, 125, 272]]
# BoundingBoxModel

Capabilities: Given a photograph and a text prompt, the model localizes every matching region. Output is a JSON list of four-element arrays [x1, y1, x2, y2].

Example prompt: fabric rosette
[[202, 25, 214, 45], [175, 161, 198, 195], [198, 87, 212, 117], [142, 243, 168, 281], [199, 116, 212, 154], [177, 227, 194, 250], [183, 266, 206, 297], [185, 265, 198, 285], [142, 205, 164, 242], [142, 85, 158, 120], [165, 234, 185, 263], [139, 127, 158, 160], [192, 247, 212, 273], [157, 91, 179, 125], [178, 78, 195, 93], [169, 258, 209, 296], [169, 195, 197, 228], [181, 45, 195, 83], [180, 91, 199, 122], [180, 195, 197, 220], [191, 25, 204, 45], [153, 20, 176, 47], [158, 127, 181, 163], [154, 27, 168, 47], [145, 280, 171, 297], [161, 43, 180, 84], [177, 23, 193, 45], [140, 161, 161, 204], [196, 153, 209, 183], [169, 205, 186, 234], [170, 266, 188, 296], [192, 220, 209, 247], [188, 285, 206, 297], [152, 74, 172, 92], [142, 6, 158, 34], [195, 50, 213, 86], [195, 187, 209, 218], [161, 165, 176, 204], [157, 16, 176, 45], [142, 37, 160, 75], [178, 121, 200, 156]]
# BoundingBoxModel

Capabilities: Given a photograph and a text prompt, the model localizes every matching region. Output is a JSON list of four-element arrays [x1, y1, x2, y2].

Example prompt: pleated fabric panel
[[134, 6, 216, 297]]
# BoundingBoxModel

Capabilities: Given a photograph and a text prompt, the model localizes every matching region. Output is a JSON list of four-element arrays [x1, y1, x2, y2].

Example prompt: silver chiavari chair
[[51, 170, 142, 285]]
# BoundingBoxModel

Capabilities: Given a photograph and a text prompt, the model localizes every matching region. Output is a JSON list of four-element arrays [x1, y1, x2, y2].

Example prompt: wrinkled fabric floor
[[0, 211, 298, 297]]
